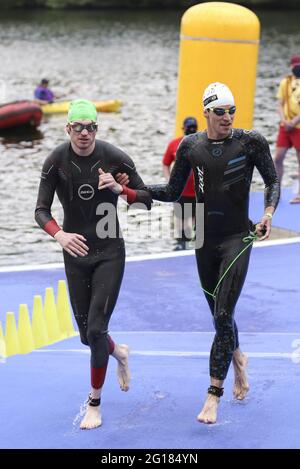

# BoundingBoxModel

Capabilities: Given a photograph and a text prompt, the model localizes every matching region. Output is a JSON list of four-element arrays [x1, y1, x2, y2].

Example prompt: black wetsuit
[[147, 129, 280, 380], [35, 140, 151, 370]]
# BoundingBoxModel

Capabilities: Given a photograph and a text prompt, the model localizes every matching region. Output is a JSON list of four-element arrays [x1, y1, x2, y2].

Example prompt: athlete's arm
[[35, 156, 62, 237], [118, 153, 152, 210], [146, 136, 192, 202], [250, 132, 280, 209], [250, 132, 280, 240], [35, 155, 89, 256]]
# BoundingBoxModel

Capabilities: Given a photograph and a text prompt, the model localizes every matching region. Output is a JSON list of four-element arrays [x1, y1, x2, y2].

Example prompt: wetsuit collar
[[206, 128, 234, 144]]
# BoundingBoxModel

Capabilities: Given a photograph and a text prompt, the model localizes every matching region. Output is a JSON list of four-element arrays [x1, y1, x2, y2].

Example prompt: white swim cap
[[203, 82, 235, 109]]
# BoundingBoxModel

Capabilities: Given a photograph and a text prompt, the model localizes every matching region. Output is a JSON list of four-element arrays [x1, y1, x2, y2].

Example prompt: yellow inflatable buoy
[[175, 2, 260, 136]]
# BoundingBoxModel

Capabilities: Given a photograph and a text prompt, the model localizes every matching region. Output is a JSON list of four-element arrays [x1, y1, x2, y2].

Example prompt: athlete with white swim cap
[[146, 82, 280, 424]]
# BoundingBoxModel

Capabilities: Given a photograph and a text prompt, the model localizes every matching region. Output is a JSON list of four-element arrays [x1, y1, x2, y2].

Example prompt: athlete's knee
[[214, 309, 235, 336], [87, 326, 107, 346], [88, 328, 110, 368]]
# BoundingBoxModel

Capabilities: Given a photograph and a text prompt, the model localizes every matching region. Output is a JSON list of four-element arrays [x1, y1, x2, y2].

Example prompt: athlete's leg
[[63, 255, 103, 429], [181, 196, 195, 241], [290, 148, 300, 200], [195, 240, 220, 314], [196, 241, 240, 341], [80, 251, 126, 430], [196, 241, 225, 423], [296, 147, 300, 196], [212, 234, 251, 405], [211, 234, 252, 379], [174, 197, 194, 250], [63, 253, 92, 346], [196, 234, 252, 423], [274, 125, 290, 183], [87, 252, 125, 361], [64, 249, 126, 429], [274, 147, 288, 183]]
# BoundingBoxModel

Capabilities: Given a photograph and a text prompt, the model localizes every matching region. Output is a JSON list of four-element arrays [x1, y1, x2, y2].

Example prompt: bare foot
[[232, 351, 249, 400], [113, 344, 130, 392], [197, 394, 219, 424], [80, 405, 102, 430]]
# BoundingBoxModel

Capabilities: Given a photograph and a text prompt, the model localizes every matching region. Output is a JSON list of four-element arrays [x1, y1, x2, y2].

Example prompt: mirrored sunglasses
[[70, 123, 98, 133], [210, 106, 236, 116]]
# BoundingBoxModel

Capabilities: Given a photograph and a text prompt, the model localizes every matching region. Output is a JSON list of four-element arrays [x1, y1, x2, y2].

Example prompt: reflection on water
[[0, 9, 299, 266], [0, 126, 44, 145]]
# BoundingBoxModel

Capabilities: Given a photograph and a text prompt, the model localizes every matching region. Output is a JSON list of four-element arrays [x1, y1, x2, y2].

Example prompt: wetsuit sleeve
[[250, 132, 280, 209], [35, 156, 61, 237], [146, 137, 192, 202], [118, 153, 152, 210]]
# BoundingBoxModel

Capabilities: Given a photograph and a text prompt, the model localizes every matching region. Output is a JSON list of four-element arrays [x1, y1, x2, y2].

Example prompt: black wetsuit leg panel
[[63, 254, 93, 346], [87, 254, 125, 368], [196, 232, 252, 380], [63, 246, 125, 368]]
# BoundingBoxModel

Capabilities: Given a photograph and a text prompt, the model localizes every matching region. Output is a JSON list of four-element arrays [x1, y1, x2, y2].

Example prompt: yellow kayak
[[41, 99, 122, 114]]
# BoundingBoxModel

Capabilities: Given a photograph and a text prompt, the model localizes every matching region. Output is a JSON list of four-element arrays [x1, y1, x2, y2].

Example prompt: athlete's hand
[[98, 168, 122, 194], [54, 230, 89, 257], [256, 215, 272, 241], [116, 172, 129, 186]]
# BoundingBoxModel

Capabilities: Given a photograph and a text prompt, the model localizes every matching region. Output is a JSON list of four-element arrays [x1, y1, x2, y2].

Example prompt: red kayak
[[0, 100, 42, 130]]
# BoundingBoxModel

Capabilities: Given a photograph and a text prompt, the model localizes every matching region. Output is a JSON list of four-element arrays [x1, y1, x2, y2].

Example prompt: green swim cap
[[67, 99, 97, 123]]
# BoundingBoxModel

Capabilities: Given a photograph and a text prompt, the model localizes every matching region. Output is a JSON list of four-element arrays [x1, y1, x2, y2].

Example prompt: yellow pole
[[18, 304, 35, 354], [56, 280, 78, 337], [176, 2, 260, 136]]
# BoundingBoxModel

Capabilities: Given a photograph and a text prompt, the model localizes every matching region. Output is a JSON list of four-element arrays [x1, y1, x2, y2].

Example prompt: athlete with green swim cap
[[35, 98, 152, 430]]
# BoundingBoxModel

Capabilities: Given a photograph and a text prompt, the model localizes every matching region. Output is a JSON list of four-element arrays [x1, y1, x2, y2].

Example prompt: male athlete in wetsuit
[[146, 83, 280, 424], [35, 99, 151, 430]]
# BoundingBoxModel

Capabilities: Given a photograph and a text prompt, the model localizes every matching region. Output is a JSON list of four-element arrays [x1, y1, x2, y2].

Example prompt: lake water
[[0, 8, 299, 266]]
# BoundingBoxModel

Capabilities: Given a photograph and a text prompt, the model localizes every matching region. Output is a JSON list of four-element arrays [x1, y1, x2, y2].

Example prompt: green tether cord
[[201, 231, 259, 301]]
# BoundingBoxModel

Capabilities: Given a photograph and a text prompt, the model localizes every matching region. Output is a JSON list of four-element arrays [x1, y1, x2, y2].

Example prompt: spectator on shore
[[274, 54, 300, 203]]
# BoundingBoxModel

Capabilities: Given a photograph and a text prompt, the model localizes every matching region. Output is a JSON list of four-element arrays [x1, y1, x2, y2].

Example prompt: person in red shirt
[[162, 117, 198, 248]]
